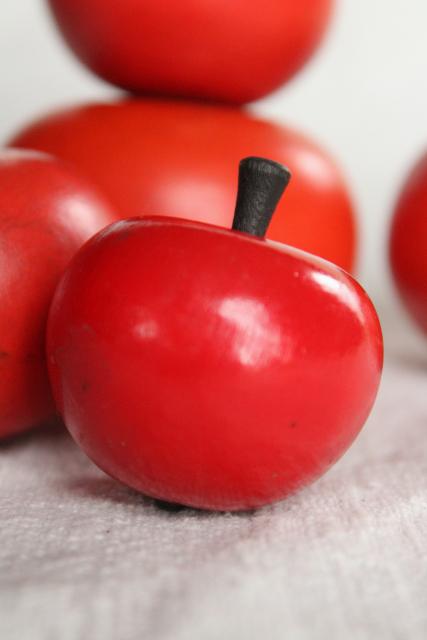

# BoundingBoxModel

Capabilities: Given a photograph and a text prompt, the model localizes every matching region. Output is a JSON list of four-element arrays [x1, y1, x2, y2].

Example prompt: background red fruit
[[9, 99, 356, 272], [47, 215, 382, 511], [47, 0, 333, 104], [0, 149, 116, 439], [390, 150, 427, 334]]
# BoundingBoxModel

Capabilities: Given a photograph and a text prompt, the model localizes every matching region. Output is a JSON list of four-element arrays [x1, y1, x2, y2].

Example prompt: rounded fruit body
[[390, 151, 427, 334], [47, 0, 333, 104], [0, 149, 116, 439], [10, 99, 356, 272], [48, 217, 383, 511]]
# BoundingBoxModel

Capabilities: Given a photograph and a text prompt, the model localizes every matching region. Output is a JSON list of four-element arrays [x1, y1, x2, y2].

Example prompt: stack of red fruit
[[0, 0, 385, 511]]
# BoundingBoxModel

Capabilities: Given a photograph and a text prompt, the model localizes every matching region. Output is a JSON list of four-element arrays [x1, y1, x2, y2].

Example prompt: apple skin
[[47, 0, 333, 104], [390, 151, 427, 334], [47, 216, 383, 511], [0, 149, 116, 439], [9, 99, 357, 273]]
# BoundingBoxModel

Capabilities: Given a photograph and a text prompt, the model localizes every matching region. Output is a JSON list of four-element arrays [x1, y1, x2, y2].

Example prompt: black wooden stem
[[232, 157, 291, 238]]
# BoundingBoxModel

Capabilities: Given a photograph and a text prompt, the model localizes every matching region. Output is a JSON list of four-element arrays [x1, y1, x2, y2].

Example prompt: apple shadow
[[64, 475, 154, 506], [63, 474, 256, 518], [0, 419, 66, 450], [63, 474, 200, 516]]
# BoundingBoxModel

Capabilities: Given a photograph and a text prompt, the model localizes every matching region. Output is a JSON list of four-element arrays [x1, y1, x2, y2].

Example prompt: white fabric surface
[[1, 314, 427, 640]]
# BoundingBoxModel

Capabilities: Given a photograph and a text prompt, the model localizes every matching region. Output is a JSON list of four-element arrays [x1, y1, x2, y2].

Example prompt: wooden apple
[[9, 99, 356, 272], [0, 149, 116, 439], [47, 158, 382, 511], [390, 150, 427, 334], [47, 0, 333, 104]]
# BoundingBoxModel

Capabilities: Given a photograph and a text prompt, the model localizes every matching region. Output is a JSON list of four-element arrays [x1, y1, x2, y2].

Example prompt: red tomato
[[390, 151, 427, 334], [47, 0, 333, 104], [9, 99, 356, 272], [0, 149, 116, 439], [47, 158, 382, 511]]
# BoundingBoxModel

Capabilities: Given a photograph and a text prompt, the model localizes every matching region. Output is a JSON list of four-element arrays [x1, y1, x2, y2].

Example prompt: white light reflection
[[310, 271, 364, 323], [291, 147, 336, 189], [135, 321, 158, 339], [217, 297, 289, 368], [134, 315, 158, 340], [58, 194, 109, 237]]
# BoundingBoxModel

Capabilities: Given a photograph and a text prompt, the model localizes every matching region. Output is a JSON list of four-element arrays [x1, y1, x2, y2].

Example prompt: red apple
[[390, 150, 427, 334], [47, 158, 382, 511], [9, 99, 356, 272], [47, 0, 333, 104], [0, 149, 116, 439]]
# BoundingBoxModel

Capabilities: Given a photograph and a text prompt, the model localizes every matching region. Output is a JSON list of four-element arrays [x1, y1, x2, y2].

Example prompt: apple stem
[[232, 157, 291, 238]]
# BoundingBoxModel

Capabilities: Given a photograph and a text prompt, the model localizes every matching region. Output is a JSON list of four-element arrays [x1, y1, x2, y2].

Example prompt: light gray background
[[1, 0, 427, 312]]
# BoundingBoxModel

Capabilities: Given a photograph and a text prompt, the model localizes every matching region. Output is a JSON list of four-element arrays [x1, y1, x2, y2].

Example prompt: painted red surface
[[390, 151, 427, 334], [48, 0, 333, 104], [0, 149, 116, 438], [48, 216, 383, 511], [10, 99, 356, 272]]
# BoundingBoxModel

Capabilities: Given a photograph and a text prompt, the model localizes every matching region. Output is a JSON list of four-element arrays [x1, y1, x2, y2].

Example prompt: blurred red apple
[[390, 150, 427, 334], [9, 99, 356, 272], [0, 149, 116, 439], [47, 0, 333, 104]]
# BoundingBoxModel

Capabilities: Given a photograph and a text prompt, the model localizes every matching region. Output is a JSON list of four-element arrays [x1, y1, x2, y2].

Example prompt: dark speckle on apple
[[80, 380, 91, 392]]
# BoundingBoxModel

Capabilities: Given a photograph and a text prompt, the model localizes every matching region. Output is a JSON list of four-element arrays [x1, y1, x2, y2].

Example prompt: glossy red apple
[[0, 149, 116, 439], [390, 150, 427, 334], [47, 157, 382, 511], [9, 99, 356, 272], [47, 0, 333, 104]]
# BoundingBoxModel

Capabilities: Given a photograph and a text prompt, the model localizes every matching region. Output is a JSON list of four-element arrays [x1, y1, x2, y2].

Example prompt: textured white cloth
[[1, 315, 427, 640]]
